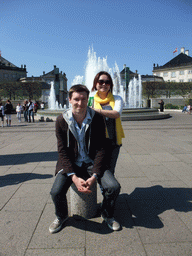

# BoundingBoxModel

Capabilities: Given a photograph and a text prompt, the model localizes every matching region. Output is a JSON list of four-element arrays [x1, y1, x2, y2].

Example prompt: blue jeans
[[28, 109, 34, 122], [24, 110, 28, 122], [50, 166, 121, 219]]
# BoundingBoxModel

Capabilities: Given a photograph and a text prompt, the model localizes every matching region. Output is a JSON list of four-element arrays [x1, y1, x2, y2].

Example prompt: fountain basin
[[121, 108, 171, 121], [36, 108, 171, 122]]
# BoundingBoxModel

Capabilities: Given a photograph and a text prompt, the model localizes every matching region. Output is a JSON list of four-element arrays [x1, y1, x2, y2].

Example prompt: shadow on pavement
[[0, 173, 53, 187], [0, 151, 58, 166], [58, 216, 113, 235], [114, 185, 192, 229]]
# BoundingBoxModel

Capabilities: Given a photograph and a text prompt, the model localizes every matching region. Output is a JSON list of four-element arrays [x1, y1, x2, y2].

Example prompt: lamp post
[[124, 64, 130, 106], [54, 65, 60, 104]]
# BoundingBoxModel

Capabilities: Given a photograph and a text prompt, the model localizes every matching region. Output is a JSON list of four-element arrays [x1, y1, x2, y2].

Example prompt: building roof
[[0, 56, 17, 67], [20, 77, 42, 82], [19, 78, 50, 90], [41, 70, 55, 77], [0, 56, 27, 72], [141, 75, 163, 79], [41, 68, 67, 79], [141, 75, 164, 82], [120, 67, 135, 75], [163, 53, 192, 68], [153, 53, 192, 71]]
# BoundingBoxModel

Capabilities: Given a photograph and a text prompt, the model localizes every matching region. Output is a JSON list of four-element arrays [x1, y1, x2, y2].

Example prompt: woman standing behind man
[[91, 71, 125, 175]]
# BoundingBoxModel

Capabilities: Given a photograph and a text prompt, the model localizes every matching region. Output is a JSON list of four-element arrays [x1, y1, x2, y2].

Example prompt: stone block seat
[[70, 182, 98, 219]]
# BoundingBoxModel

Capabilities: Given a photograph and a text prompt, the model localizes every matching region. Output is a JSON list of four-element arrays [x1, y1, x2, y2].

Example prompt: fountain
[[37, 46, 171, 121], [72, 46, 125, 104], [47, 46, 142, 109], [48, 81, 63, 110], [128, 76, 142, 108]]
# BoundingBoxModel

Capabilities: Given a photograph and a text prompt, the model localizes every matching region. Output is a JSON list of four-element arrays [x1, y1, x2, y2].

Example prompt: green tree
[[21, 82, 42, 100], [142, 81, 192, 101], [142, 82, 163, 99], [0, 81, 42, 100], [0, 81, 21, 100]]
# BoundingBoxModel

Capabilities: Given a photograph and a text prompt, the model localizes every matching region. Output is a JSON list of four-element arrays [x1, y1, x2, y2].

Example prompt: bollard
[[70, 182, 98, 219]]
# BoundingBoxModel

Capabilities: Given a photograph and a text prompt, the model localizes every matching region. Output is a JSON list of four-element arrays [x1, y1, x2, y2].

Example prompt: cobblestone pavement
[[1, 111, 192, 256]]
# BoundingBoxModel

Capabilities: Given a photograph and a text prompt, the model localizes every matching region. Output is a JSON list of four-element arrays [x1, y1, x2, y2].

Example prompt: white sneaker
[[102, 215, 121, 231], [49, 216, 68, 234]]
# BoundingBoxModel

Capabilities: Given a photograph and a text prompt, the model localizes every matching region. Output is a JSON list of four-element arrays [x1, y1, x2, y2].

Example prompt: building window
[[163, 72, 168, 77], [172, 80, 176, 82], [180, 79, 184, 82], [171, 72, 176, 78], [188, 79, 192, 82], [188, 70, 192, 74], [179, 71, 184, 75]]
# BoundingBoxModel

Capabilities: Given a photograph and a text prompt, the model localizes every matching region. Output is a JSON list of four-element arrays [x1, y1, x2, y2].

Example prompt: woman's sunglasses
[[97, 80, 111, 85]]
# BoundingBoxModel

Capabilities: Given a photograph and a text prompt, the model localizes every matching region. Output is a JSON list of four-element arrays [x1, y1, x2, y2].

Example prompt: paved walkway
[[1, 111, 192, 256]]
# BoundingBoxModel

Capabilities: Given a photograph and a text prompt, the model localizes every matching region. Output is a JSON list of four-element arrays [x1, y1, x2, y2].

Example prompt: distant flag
[[173, 48, 178, 54]]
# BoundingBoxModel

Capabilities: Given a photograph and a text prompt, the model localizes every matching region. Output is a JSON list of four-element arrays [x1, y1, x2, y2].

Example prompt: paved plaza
[[1, 111, 192, 256]]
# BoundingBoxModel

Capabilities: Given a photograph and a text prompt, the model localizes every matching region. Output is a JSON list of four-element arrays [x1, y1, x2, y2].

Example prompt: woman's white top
[[113, 95, 124, 115]]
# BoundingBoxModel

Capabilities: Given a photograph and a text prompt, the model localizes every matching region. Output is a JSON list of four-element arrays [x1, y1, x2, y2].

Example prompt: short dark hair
[[69, 84, 90, 99], [91, 71, 114, 93]]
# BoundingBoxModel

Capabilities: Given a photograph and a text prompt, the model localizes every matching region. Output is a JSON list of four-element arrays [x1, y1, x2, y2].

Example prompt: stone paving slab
[[1, 111, 192, 255]]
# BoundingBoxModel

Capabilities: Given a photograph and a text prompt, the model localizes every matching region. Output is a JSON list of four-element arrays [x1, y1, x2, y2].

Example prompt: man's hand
[[72, 175, 95, 194], [85, 176, 96, 190]]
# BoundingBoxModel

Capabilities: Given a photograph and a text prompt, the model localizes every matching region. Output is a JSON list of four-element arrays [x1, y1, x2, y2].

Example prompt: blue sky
[[1, 0, 192, 88]]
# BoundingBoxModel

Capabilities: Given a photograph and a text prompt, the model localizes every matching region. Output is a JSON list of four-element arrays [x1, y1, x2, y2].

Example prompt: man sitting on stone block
[[49, 84, 121, 234]]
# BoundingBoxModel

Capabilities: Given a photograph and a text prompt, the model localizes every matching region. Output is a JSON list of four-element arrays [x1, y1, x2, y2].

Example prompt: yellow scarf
[[94, 91, 125, 146]]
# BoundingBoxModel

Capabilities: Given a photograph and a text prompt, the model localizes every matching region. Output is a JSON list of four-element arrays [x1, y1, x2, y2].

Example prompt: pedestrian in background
[[16, 103, 23, 122], [4, 99, 13, 127], [0, 102, 4, 127], [158, 99, 164, 112], [40, 102, 45, 110], [187, 104, 191, 114], [23, 100, 28, 122], [27, 99, 35, 122]]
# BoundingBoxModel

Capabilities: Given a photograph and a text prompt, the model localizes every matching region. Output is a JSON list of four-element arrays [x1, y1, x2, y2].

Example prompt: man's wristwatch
[[92, 173, 97, 179]]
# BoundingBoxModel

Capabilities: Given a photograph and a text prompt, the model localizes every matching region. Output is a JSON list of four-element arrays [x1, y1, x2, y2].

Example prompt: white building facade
[[153, 47, 192, 83]]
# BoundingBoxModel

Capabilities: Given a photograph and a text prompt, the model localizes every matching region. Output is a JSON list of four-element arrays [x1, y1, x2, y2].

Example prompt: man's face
[[69, 91, 88, 114]]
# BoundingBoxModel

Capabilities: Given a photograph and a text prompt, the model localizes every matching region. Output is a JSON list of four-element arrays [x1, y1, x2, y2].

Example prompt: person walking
[[49, 84, 121, 234], [16, 103, 23, 122], [158, 99, 164, 112], [4, 99, 13, 127], [91, 71, 125, 175], [23, 100, 28, 122], [187, 104, 191, 114], [0, 102, 4, 127], [27, 99, 35, 122]]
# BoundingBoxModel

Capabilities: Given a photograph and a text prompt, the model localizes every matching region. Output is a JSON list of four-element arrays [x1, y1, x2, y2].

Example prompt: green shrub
[[165, 103, 180, 109]]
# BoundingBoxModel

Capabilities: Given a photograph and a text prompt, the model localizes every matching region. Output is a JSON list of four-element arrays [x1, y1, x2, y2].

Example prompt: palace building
[[0, 54, 68, 107], [0, 55, 27, 82], [20, 65, 68, 106], [153, 47, 192, 83]]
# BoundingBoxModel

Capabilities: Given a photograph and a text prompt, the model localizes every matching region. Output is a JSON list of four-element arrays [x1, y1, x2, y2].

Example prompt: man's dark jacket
[[55, 107, 107, 176]]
